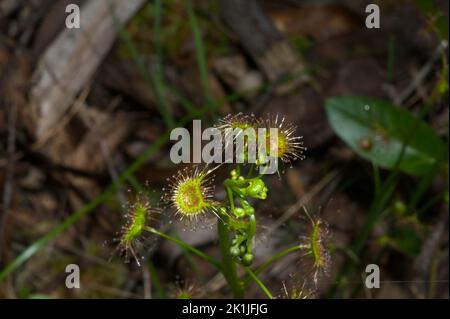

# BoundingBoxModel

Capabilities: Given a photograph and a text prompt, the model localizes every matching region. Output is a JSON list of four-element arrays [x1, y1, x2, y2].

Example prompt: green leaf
[[325, 96, 448, 176]]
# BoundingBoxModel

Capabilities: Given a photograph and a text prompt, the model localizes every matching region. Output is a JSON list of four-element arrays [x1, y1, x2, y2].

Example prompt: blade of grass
[[172, 232, 207, 283], [126, 174, 146, 193], [329, 99, 441, 297], [329, 173, 399, 297], [147, 259, 166, 298], [153, 0, 163, 66], [185, 0, 218, 117], [0, 136, 166, 282], [167, 84, 199, 115], [180, 247, 206, 283], [115, 6, 175, 129]]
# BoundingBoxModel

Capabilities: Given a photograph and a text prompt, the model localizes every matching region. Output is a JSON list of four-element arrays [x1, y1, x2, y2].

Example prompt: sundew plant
[[116, 113, 330, 299]]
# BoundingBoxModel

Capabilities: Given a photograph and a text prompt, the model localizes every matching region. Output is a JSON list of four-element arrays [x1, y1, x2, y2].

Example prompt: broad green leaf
[[325, 96, 448, 176]]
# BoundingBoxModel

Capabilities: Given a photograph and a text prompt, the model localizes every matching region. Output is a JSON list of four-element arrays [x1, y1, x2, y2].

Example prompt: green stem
[[116, 12, 174, 130], [147, 260, 166, 298], [246, 267, 273, 299], [217, 219, 244, 298], [226, 187, 236, 213], [185, 0, 217, 116], [143, 227, 221, 270], [246, 214, 257, 252], [254, 245, 303, 276]]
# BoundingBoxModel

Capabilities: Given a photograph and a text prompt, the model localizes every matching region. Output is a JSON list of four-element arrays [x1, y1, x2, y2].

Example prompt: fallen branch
[[30, 0, 145, 140]]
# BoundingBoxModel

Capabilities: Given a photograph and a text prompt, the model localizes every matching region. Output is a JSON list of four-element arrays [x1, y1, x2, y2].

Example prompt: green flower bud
[[234, 207, 246, 218], [230, 246, 240, 257], [242, 253, 254, 266], [245, 206, 255, 215], [258, 190, 267, 200], [245, 179, 267, 199]]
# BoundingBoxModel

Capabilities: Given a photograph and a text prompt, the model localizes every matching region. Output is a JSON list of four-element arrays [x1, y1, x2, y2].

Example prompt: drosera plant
[[171, 277, 202, 299], [279, 277, 315, 299], [115, 194, 161, 266], [248, 207, 332, 292], [297, 208, 332, 285], [116, 113, 331, 298]]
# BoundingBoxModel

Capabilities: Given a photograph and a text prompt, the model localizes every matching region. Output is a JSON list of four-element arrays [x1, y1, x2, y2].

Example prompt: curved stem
[[246, 267, 273, 299], [144, 227, 221, 270], [254, 245, 304, 275], [226, 187, 236, 213]]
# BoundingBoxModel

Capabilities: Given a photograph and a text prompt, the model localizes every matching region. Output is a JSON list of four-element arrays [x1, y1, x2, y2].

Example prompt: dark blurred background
[[0, 0, 448, 298]]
